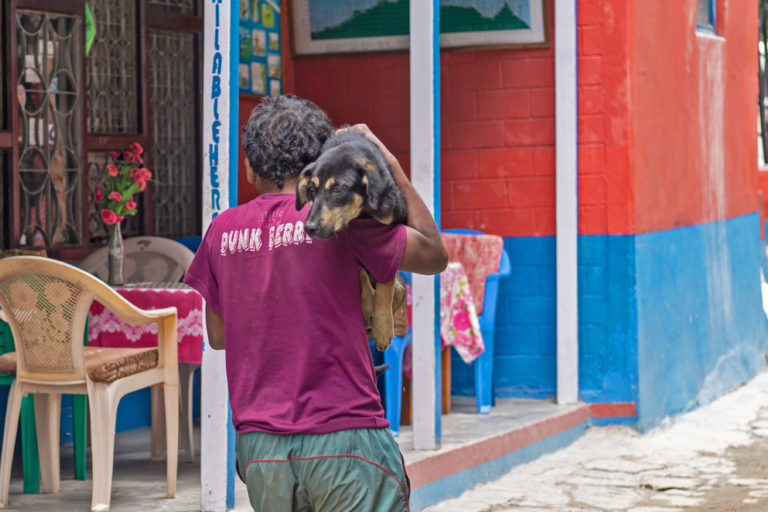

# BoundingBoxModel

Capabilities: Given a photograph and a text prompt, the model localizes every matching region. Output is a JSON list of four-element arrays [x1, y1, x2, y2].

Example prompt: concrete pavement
[[424, 368, 768, 512]]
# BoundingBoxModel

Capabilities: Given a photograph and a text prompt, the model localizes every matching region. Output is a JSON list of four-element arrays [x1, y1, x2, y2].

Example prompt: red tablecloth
[[440, 233, 504, 314], [88, 283, 203, 365]]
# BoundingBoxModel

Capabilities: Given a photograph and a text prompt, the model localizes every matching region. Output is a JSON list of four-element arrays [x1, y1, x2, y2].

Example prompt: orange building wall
[[630, 0, 759, 233]]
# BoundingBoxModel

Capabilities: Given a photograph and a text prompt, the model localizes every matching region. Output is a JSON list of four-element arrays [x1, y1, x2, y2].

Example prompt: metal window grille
[[16, 12, 83, 247], [149, 30, 197, 238], [147, 0, 195, 16], [86, 0, 139, 134]]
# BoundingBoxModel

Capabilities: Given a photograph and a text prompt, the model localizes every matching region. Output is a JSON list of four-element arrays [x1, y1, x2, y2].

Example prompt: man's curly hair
[[242, 95, 333, 189]]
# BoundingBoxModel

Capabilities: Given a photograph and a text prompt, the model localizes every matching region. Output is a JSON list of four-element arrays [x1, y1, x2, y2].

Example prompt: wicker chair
[[0, 256, 178, 511]]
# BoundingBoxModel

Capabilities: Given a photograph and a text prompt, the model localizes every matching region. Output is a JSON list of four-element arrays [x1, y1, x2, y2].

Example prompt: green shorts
[[236, 427, 410, 512]]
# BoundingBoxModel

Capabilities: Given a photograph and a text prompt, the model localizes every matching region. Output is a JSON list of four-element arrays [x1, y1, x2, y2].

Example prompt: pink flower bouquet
[[93, 143, 151, 225]]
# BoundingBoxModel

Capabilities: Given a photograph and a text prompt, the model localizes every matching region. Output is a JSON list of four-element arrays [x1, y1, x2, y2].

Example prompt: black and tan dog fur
[[296, 130, 407, 351]]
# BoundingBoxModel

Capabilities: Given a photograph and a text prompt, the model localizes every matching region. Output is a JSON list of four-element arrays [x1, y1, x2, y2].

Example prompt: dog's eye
[[332, 184, 347, 194]]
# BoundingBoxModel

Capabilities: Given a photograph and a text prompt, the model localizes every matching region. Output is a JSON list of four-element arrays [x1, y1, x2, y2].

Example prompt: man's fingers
[[349, 123, 370, 133], [350, 124, 391, 157], [344, 124, 402, 174]]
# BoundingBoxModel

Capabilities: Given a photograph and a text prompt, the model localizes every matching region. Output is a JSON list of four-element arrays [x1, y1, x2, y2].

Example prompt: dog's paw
[[371, 321, 394, 352]]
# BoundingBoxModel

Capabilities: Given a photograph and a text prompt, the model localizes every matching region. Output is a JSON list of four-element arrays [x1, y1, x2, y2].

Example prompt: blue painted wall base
[[450, 235, 638, 407], [451, 213, 767, 431], [635, 213, 768, 431]]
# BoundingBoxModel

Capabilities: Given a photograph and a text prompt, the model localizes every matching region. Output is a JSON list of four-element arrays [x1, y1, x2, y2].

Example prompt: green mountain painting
[[311, 0, 529, 40]]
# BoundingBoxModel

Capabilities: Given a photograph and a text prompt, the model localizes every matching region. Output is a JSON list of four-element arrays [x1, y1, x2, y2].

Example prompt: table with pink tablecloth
[[88, 282, 203, 364]]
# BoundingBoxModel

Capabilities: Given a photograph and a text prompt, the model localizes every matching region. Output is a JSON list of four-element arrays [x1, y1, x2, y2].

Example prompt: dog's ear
[[352, 156, 376, 175], [296, 162, 315, 210], [353, 157, 376, 197]]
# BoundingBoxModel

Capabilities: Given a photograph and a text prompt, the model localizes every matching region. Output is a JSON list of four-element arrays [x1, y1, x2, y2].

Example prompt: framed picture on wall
[[290, 0, 548, 56]]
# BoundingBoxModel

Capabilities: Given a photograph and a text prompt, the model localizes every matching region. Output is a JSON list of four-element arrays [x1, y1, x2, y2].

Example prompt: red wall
[[238, 95, 261, 205], [630, 0, 759, 233], [578, 0, 633, 235], [286, 1, 636, 238], [241, 1, 758, 238], [289, 2, 563, 238]]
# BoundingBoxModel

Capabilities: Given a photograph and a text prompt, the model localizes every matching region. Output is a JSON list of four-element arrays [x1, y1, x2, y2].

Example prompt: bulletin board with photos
[[239, 0, 282, 96]]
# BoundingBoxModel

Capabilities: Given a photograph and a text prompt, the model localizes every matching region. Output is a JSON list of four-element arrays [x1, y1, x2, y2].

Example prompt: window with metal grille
[[16, 12, 84, 247], [1, 0, 201, 256], [149, 30, 198, 238], [86, 0, 139, 134], [148, 0, 195, 16]]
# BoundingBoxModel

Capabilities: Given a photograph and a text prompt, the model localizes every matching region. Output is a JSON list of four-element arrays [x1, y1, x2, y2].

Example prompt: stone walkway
[[424, 369, 768, 512]]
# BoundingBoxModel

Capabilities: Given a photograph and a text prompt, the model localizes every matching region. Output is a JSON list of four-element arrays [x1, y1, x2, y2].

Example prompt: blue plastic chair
[[175, 236, 202, 254], [370, 272, 412, 437], [442, 229, 511, 414]]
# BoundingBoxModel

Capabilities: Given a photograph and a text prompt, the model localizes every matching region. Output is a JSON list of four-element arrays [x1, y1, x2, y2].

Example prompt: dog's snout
[[305, 222, 318, 235]]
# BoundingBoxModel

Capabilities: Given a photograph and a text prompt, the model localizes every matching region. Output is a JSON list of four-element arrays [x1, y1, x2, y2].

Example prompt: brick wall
[[578, 0, 633, 236], [292, 3, 561, 240], [442, 48, 556, 237]]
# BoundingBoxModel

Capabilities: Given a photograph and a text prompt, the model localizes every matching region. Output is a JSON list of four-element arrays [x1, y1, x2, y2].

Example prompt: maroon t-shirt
[[184, 193, 407, 434]]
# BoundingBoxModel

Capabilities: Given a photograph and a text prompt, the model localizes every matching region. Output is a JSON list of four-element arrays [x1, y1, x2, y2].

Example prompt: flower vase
[[107, 222, 124, 286]]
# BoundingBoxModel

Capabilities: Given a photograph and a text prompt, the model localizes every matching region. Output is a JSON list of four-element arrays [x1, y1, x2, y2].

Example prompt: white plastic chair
[[0, 256, 178, 511], [79, 236, 194, 284]]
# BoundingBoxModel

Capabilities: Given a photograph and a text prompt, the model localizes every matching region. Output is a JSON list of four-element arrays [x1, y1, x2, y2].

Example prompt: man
[[184, 95, 447, 511]]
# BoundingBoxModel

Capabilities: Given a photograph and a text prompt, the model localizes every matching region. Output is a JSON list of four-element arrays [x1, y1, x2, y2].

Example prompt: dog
[[295, 129, 407, 351]]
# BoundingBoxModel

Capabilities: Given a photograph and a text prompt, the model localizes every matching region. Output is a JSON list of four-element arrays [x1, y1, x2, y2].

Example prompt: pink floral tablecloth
[[440, 262, 484, 363], [404, 262, 484, 378], [88, 282, 203, 364]]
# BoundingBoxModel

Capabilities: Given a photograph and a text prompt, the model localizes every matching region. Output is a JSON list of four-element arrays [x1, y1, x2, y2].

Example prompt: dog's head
[[295, 144, 370, 238]]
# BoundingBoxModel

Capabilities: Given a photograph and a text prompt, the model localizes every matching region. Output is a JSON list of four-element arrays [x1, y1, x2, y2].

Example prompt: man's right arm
[[351, 125, 449, 275], [205, 305, 226, 350]]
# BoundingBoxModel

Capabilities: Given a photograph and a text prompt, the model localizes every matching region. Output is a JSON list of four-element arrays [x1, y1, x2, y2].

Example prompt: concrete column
[[201, 0, 238, 509], [410, 0, 441, 449], [555, 0, 579, 405]]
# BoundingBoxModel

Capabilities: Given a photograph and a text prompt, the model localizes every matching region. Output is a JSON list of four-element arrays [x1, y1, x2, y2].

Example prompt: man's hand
[[348, 124, 448, 275], [347, 124, 405, 180]]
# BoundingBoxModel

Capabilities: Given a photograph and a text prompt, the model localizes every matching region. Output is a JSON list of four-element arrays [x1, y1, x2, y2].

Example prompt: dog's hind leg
[[392, 274, 406, 313], [371, 278, 396, 351], [360, 269, 376, 331]]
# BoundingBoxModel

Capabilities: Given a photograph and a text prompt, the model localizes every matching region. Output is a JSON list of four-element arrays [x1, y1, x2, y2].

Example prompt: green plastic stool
[[0, 318, 88, 493]]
